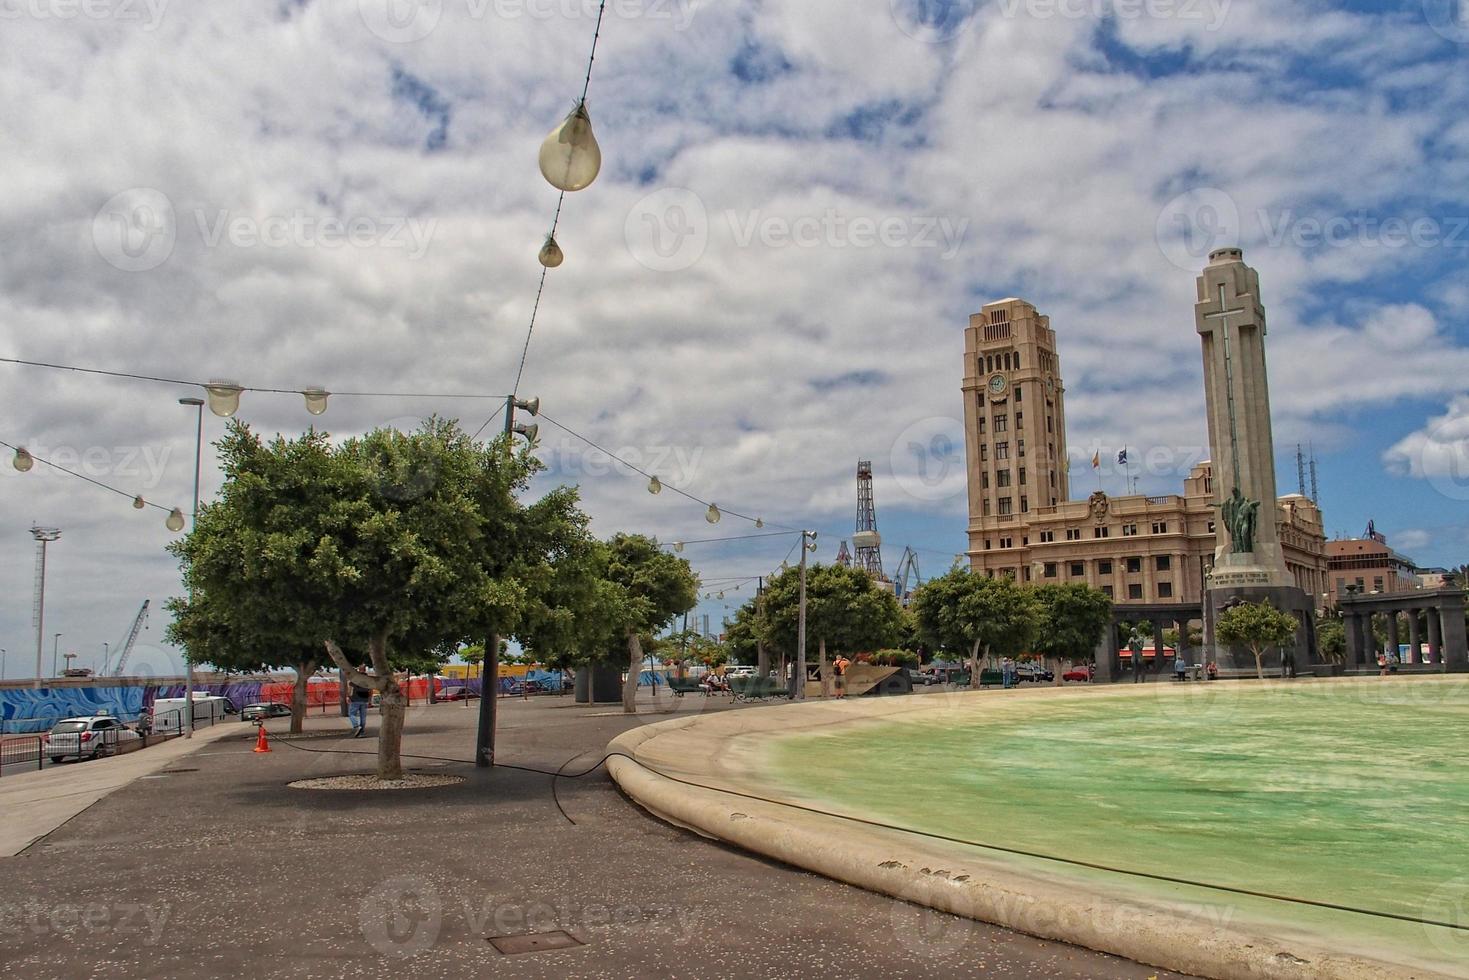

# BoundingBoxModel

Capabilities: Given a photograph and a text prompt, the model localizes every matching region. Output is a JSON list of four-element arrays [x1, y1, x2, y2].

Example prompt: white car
[[46, 715, 141, 762]]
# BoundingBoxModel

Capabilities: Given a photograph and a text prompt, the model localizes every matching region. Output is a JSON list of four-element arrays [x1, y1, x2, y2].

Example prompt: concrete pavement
[[0, 692, 1196, 979]]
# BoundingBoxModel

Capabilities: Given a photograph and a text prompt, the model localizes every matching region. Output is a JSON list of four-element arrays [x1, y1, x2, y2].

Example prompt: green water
[[768, 682, 1469, 923]]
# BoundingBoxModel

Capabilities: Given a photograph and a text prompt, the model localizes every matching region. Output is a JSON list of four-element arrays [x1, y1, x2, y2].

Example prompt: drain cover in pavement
[[487, 931, 583, 955]]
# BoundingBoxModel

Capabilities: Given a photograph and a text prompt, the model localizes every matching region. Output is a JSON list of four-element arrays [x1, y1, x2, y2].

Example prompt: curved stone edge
[[607, 712, 1443, 980]]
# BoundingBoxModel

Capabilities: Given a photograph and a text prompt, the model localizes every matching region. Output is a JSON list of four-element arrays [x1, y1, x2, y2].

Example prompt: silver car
[[46, 715, 141, 762]]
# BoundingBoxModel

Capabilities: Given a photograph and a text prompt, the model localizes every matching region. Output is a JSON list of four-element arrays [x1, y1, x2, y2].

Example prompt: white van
[[149, 694, 233, 733]]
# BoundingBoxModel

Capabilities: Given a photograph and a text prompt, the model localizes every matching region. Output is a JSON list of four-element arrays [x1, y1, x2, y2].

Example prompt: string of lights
[[3, 439, 186, 531], [537, 410, 800, 533]]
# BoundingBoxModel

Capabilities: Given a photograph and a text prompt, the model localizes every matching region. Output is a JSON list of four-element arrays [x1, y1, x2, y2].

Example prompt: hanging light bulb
[[717, 591, 725, 600], [755, 518, 764, 529], [706, 503, 721, 525], [166, 508, 186, 532], [648, 475, 662, 495], [302, 388, 331, 416], [132, 495, 146, 510], [538, 101, 602, 192], [673, 541, 684, 553], [204, 382, 244, 418], [538, 234, 565, 269], [13, 447, 34, 472]]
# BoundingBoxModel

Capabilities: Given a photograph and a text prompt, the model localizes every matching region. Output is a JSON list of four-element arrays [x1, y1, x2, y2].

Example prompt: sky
[[1, 0, 1466, 677]]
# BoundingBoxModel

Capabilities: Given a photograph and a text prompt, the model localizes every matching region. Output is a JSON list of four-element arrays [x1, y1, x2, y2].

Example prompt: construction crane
[[110, 600, 150, 676], [853, 460, 886, 581], [894, 547, 923, 602]]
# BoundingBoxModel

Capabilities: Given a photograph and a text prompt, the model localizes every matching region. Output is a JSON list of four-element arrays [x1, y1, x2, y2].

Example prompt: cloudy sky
[[1, 0, 1466, 676]]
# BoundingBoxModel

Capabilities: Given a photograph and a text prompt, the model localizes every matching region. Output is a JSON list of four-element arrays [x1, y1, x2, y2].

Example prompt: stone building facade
[[1326, 536, 1420, 605], [962, 297, 1329, 609]]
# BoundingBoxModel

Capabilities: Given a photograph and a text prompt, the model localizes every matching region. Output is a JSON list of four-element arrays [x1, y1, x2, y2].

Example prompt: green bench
[[667, 675, 706, 697], [730, 676, 791, 702]]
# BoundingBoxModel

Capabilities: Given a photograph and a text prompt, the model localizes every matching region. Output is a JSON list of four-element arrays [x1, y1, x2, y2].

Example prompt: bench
[[731, 676, 792, 702], [667, 676, 707, 697]]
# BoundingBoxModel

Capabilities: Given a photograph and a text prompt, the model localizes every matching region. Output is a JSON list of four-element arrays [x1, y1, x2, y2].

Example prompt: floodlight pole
[[795, 530, 814, 700], [180, 397, 205, 738]]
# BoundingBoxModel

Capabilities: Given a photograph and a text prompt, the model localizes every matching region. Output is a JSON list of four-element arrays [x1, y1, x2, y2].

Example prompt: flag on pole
[[1091, 451, 1100, 469], [1117, 449, 1129, 466]]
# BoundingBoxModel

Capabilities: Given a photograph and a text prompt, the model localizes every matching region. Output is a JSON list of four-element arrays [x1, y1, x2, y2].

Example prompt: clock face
[[1046, 376, 1056, 393], [988, 374, 1008, 396]]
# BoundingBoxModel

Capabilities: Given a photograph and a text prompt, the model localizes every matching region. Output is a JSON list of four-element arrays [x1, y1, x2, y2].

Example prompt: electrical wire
[[664, 531, 798, 547], [537, 410, 799, 531], [265, 733, 1469, 932], [508, 0, 608, 398], [0, 355, 508, 401], [0, 438, 178, 514]]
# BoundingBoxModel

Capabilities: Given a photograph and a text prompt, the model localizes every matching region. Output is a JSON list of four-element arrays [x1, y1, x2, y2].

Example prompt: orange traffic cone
[[253, 724, 271, 754]]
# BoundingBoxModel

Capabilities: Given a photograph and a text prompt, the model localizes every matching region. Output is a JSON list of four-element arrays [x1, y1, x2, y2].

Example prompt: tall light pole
[[1, 648, 7, 680], [30, 527, 61, 689], [102, 642, 110, 675], [793, 530, 816, 700], [476, 394, 539, 769], [180, 396, 205, 738], [53, 633, 62, 677]]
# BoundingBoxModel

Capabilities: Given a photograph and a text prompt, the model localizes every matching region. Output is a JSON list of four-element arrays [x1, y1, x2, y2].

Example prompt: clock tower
[[962, 298, 1070, 575]]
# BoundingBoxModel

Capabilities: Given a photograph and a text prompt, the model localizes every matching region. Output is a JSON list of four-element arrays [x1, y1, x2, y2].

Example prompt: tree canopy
[[1217, 600, 1300, 680], [910, 570, 1039, 688]]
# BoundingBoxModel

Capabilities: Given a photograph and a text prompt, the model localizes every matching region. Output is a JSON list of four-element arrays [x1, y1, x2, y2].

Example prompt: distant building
[[1417, 567, 1451, 590], [962, 297, 1329, 607], [1327, 531, 1420, 604]]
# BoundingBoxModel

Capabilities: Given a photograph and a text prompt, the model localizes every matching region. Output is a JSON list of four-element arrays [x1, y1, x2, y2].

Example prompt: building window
[[1094, 527, 1110, 538], [1014, 386, 1022, 403], [985, 540, 992, 550], [1044, 563, 1057, 578], [1020, 496, 1029, 513], [1019, 467, 1027, 485], [997, 470, 1011, 488], [1046, 415, 1053, 433], [1066, 529, 1081, 541], [980, 444, 988, 462], [986, 355, 993, 372], [982, 472, 990, 489], [977, 417, 986, 434], [1050, 472, 1056, 488], [1373, 577, 1384, 591], [1158, 582, 1173, 598], [1070, 562, 1084, 577], [1102, 585, 1114, 598], [1335, 577, 1344, 592], [998, 497, 1013, 516], [1152, 521, 1168, 534], [1126, 557, 1142, 574], [1122, 523, 1138, 536], [1018, 439, 1026, 458], [1128, 584, 1143, 600], [1015, 412, 1023, 428], [996, 442, 1009, 460], [1039, 531, 1055, 543], [983, 499, 991, 516], [994, 415, 1008, 433], [1015, 351, 1022, 369], [1207, 521, 1216, 534], [1000, 537, 1013, 549], [1156, 555, 1171, 571], [1099, 560, 1113, 575]]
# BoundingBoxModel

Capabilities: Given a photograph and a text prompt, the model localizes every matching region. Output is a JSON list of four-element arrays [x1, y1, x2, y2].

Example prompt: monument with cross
[[1194, 247, 1317, 671]]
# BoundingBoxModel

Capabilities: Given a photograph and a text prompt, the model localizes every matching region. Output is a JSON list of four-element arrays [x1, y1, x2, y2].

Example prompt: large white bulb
[[538, 102, 602, 193]]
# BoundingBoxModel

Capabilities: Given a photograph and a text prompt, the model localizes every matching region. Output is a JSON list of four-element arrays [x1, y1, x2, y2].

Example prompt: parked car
[[45, 715, 141, 762], [240, 702, 293, 722], [724, 665, 758, 678], [1062, 666, 1093, 683], [1014, 663, 1055, 683], [438, 687, 479, 701], [911, 670, 946, 686]]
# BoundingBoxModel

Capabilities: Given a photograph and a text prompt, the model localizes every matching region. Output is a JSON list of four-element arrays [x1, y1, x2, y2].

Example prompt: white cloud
[[1383, 396, 1469, 503]]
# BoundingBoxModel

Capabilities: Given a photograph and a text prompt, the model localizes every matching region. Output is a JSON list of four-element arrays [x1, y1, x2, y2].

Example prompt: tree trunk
[[324, 633, 405, 781], [969, 638, 983, 690], [623, 631, 643, 715], [290, 659, 314, 734], [757, 636, 769, 680], [1252, 646, 1265, 681], [819, 637, 830, 698]]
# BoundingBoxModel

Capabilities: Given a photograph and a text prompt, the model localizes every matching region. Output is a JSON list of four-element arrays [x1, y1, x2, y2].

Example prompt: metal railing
[[0, 735, 44, 776]]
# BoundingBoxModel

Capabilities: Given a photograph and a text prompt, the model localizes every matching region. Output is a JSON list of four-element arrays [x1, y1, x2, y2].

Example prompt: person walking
[[1174, 652, 1188, 682], [348, 674, 372, 738], [833, 655, 850, 698]]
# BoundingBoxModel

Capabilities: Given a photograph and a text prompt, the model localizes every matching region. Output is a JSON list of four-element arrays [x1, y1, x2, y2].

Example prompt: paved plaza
[[0, 692, 1196, 979]]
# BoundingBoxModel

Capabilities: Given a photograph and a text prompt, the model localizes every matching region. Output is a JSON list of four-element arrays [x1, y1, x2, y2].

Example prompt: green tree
[[1216, 600, 1301, 680], [759, 564, 904, 696], [601, 534, 699, 714], [1031, 583, 1112, 685], [911, 570, 1038, 690], [1316, 616, 1346, 665]]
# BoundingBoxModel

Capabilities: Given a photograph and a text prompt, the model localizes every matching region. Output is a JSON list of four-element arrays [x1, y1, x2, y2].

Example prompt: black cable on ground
[[265, 735, 1466, 933]]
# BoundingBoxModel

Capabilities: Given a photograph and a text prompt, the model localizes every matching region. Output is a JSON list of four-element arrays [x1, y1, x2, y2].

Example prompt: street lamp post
[[53, 633, 62, 678], [102, 642, 110, 675], [475, 394, 539, 769], [1, 648, 7, 680], [179, 396, 205, 738], [791, 530, 816, 700]]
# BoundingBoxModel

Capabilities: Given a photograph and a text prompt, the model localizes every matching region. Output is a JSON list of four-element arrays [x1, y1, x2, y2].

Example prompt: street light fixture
[[179, 396, 205, 738], [29, 527, 60, 688]]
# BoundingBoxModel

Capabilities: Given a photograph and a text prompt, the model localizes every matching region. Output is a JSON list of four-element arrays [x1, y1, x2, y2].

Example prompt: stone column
[[1094, 623, 1115, 683], [1408, 610, 1422, 664], [1344, 613, 1362, 666], [1360, 613, 1376, 665], [1428, 610, 1443, 665], [1149, 620, 1163, 674], [1387, 614, 1401, 663], [1440, 598, 1467, 673]]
